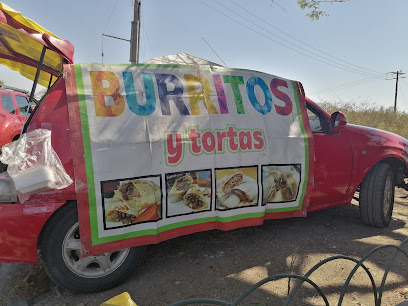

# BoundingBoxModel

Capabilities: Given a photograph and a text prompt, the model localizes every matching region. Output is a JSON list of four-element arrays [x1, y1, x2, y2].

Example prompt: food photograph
[[215, 167, 258, 210], [166, 170, 212, 217], [262, 165, 301, 204], [102, 176, 162, 228]]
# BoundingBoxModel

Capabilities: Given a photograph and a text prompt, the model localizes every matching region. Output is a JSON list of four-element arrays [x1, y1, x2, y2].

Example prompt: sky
[[1, 0, 408, 112]]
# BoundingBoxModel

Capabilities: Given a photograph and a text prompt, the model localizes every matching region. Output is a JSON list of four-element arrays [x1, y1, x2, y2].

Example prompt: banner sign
[[66, 63, 313, 254]]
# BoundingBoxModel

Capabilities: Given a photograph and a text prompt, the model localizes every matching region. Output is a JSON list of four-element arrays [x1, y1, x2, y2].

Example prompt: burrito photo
[[105, 202, 139, 224], [263, 170, 298, 203], [168, 175, 193, 202], [183, 184, 208, 210], [263, 170, 280, 203], [105, 179, 160, 224], [280, 172, 298, 201], [216, 172, 258, 209]]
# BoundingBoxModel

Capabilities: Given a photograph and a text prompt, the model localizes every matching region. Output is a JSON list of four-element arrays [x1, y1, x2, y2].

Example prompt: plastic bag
[[100, 292, 137, 306], [0, 129, 73, 203]]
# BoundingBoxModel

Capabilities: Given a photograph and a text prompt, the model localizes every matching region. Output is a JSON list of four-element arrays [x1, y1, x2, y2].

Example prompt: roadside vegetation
[[319, 100, 408, 139]]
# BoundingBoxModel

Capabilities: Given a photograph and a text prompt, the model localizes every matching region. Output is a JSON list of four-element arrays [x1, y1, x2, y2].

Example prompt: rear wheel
[[40, 201, 146, 293], [359, 163, 395, 227]]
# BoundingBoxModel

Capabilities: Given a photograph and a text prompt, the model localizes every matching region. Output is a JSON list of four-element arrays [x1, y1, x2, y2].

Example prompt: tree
[[298, 0, 348, 20], [272, 0, 348, 20]]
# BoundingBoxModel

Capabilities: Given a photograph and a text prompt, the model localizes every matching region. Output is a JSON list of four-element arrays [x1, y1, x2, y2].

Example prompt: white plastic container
[[10, 165, 56, 194]]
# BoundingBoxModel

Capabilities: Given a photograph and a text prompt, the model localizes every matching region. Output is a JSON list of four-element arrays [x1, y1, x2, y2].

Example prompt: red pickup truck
[[0, 3, 407, 293]]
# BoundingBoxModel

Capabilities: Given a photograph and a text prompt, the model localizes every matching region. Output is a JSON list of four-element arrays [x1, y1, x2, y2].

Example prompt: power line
[[398, 79, 408, 111], [401, 79, 408, 90], [229, 0, 384, 77], [269, 0, 287, 13], [203, 1, 385, 79], [213, 0, 384, 78], [201, 37, 228, 67], [310, 76, 381, 95], [103, 0, 119, 33], [102, 0, 119, 63]]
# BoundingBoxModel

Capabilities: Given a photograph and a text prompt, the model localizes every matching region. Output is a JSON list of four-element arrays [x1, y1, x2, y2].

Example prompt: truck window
[[15, 95, 31, 115], [307, 108, 324, 133], [1, 94, 15, 114]]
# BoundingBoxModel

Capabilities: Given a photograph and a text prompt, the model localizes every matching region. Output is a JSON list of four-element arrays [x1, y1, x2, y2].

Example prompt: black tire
[[40, 201, 146, 293], [359, 163, 395, 227]]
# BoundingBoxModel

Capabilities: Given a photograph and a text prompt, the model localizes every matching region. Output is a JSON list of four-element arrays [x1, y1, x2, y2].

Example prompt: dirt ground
[[0, 190, 407, 306]]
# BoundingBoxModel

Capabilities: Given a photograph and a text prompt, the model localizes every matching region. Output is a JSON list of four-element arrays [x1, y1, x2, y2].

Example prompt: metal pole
[[22, 46, 47, 134], [130, 0, 141, 64], [103, 34, 130, 42], [28, 46, 46, 104], [388, 70, 405, 113], [394, 71, 399, 113]]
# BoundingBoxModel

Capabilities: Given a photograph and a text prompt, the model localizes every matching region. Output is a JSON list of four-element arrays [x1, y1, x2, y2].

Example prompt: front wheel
[[359, 163, 395, 227], [40, 201, 146, 293]]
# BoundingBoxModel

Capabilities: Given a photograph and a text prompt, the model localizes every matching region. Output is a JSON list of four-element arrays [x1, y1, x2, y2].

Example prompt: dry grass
[[318, 100, 408, 139]]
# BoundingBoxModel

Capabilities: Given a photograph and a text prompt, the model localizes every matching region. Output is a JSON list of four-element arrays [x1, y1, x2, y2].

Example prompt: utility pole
[[102, 0, 141, 64], [388, 70, 406, 113], [130, 0, 141, 64]]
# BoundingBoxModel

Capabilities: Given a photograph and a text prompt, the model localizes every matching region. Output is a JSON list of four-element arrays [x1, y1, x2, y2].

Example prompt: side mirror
[[330, 111, 347, 131]]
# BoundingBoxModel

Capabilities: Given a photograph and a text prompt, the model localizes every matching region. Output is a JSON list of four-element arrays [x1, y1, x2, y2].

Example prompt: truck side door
[[307, 103, 353, 207]]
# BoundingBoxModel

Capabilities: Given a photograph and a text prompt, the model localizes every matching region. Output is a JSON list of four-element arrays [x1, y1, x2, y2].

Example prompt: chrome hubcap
[[62, 222, 129, 278], [383, 176, 393, 216]]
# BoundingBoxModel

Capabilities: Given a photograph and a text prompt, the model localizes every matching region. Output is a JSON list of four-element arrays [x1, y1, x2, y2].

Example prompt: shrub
[[317, 100, 408, 139]]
